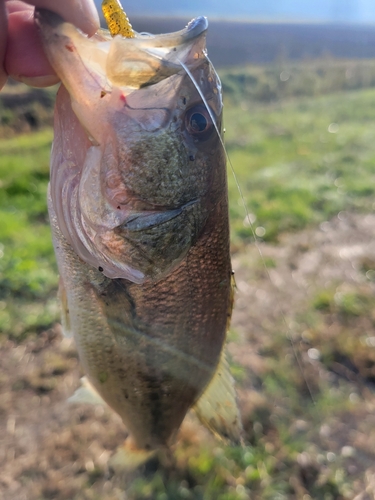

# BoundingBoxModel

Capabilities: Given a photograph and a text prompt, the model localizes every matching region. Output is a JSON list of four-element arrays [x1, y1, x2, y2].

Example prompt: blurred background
[[96, 0, 375, 22], [2, 1, 375, 499]]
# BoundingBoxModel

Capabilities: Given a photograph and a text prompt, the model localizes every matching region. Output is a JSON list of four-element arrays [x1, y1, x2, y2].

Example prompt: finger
[[5, 4, 59, 86], [23, 0, 100, 36], [0, 0, 8, 89], [4, 0, 101, 87]]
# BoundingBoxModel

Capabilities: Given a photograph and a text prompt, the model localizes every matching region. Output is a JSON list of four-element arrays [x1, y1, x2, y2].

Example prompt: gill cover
[[36, 10, 223, 283]]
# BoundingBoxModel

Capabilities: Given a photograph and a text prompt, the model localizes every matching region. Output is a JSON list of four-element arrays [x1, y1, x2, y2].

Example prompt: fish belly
[[49, 192, 232, 450]]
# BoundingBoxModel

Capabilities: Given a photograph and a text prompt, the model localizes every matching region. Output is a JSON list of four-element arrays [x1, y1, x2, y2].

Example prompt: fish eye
[[185, 105, 214, 139]]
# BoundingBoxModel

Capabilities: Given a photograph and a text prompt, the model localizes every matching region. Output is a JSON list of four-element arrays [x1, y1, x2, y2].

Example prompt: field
[[2, 59, 375, 499], [125, 18, 375, 68]]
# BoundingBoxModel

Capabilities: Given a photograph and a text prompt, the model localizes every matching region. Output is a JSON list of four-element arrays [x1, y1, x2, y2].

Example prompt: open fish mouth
[[36, 9, 223, 283], [35, 9, 208, 93]]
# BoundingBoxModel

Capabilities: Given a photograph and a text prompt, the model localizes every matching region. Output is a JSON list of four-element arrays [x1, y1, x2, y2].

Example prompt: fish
[[35, 4, 241, 468]]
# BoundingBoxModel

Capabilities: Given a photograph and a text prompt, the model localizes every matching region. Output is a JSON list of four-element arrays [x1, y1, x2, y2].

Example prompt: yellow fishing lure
[[102, 0, 135, 38]]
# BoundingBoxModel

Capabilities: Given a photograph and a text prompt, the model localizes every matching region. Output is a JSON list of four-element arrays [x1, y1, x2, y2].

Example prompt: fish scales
[[36, 5, 241, 463], [51, 191, 231, 448]]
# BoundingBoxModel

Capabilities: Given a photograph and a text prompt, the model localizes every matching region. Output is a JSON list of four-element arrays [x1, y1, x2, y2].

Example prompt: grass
[[220, 59, 375, 104], [225, 88, 375, 244], [0, 129, 59, 339]]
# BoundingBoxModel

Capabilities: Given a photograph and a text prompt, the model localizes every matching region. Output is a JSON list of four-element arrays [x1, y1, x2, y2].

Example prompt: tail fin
[[193, 348, 243, 444]]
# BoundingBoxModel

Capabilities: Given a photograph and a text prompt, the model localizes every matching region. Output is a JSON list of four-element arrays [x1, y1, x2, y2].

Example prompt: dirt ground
[[2, 213, 375, 499]]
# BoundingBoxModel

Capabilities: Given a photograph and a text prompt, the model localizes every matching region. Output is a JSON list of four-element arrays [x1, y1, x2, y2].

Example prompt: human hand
[[0, 0, 100, 89]]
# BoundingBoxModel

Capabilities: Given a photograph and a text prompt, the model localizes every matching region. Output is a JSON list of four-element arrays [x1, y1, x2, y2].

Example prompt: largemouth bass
[[35, 6, 241, 466]]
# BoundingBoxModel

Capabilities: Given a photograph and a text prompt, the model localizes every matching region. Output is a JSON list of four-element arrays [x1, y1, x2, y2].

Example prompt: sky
[[94, 0, 375, 23]]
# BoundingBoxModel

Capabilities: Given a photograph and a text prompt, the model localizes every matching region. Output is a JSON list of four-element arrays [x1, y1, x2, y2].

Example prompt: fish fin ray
[[193, 349, 242, 444], [68, 376, 107, 406], [58, 276, 73, 338], [109, 437, 156, 471]]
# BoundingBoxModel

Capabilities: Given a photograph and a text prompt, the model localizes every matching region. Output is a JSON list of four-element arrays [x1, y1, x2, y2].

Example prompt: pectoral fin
[[193, 349, 242, 444]]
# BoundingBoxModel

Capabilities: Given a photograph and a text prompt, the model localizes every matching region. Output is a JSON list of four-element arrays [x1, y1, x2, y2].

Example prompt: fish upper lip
[[183, 16, 208, 40], [122, 199, 198, 232]]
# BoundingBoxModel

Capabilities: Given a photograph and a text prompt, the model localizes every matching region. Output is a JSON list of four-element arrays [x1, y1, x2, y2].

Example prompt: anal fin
[[109, 436, 156, 471], [68, 376, 107, 406], [193, 349, 242, 444]]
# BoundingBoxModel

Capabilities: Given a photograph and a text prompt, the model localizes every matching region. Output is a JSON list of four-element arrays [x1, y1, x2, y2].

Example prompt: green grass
[[225, 88, 375, 244], [0, 129, 58, 339], [220, 59, 375, 105]]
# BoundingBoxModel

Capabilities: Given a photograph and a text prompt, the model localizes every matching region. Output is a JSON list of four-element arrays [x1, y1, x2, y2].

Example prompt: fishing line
[[179, 57, 316, 405]]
